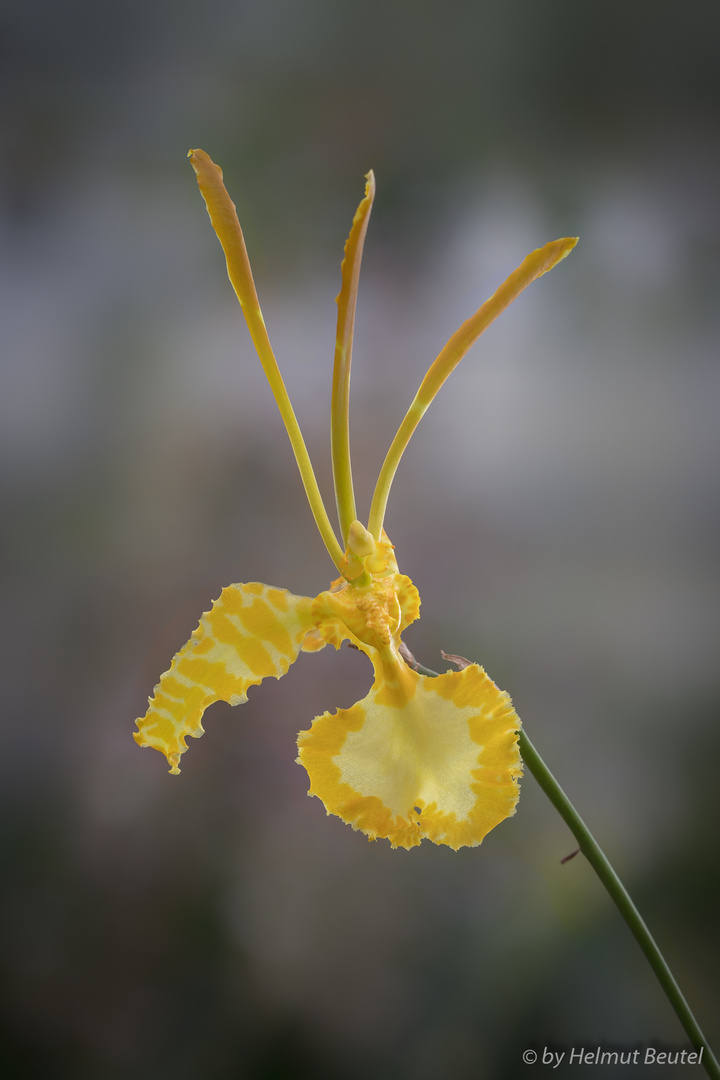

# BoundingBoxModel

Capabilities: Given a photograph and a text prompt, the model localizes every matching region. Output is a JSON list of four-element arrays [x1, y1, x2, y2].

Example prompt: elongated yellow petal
[[297, 662, 521, 850], [368, 236, 578, 538], [135, 583, 314, 773], [332, 171, 375, 542], [188, 149, 344, 570]]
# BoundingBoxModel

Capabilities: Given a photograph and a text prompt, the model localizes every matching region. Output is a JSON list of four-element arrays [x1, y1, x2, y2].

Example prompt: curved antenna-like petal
[[332, 171, 375, 543], [188, 149, 344, 570], [135, 583, 314, 773], [297, 662, 521, 850], [368, 236, 578, 538]]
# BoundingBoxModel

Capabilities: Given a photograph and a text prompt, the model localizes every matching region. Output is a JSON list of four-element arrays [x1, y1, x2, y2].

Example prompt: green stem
[[421, 660, 719, 1077], [519, 728, 718, 1078]]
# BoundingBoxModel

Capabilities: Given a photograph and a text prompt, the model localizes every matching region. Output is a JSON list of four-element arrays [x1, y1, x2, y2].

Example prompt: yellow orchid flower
[[134, 149, 576, 850]]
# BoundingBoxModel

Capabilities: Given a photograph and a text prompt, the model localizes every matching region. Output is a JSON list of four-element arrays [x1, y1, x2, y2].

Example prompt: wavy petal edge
[[297, 662, 522, 850]]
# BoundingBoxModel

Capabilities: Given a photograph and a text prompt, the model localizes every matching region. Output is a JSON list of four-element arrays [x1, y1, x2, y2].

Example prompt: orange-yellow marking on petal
[[300, 627, 329, 653], [135, 583, 314, 773]]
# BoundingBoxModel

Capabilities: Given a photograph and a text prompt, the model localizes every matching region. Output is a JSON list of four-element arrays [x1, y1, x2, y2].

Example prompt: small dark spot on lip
[[414, 807, 422, 814]]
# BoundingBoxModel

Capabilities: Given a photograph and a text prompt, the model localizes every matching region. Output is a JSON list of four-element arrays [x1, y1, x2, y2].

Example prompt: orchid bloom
[[134, 149, 576, 849]]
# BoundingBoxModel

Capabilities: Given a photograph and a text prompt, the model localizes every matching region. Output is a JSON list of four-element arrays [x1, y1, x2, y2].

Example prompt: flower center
[[339, 519, 397, 584], [310, 522, 421, 670]]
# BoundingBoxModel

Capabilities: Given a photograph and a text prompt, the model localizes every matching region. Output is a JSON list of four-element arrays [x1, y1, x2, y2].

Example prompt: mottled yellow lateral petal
[[297, 662, 522, 850], [135, 583, 314, 774]]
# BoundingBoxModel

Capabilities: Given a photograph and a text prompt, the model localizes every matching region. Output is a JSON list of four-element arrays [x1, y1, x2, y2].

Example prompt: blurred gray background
[[1, 1, 719, 1077]]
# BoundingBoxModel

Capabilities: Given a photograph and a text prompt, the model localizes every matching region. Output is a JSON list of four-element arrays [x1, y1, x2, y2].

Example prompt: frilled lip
[[297, 661, 522, 850]]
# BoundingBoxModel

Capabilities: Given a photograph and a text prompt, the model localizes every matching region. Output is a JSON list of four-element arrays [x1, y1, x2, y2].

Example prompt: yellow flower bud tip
[[347, 520, 376, 558]]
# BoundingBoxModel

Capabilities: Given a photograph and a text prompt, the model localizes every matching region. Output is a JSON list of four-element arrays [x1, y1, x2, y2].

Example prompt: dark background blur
[[1, 1, 719, 1077]]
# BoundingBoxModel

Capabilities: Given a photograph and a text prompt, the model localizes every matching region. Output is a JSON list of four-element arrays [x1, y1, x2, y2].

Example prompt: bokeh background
[[2, 1, 719, 1077]]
